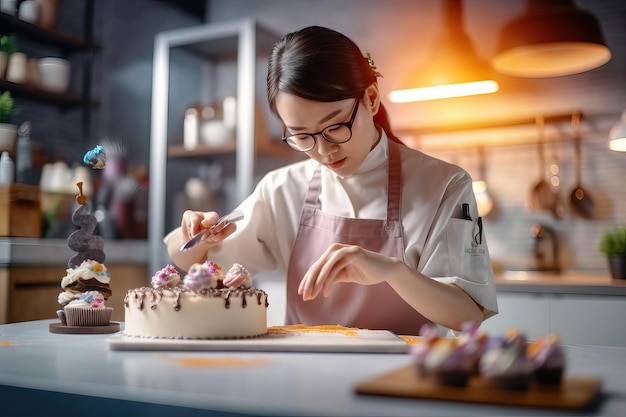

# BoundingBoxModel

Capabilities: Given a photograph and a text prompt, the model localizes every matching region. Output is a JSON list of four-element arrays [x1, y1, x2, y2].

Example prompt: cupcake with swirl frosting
[[528, 333, 566, 386], [479, 330, 534, 391], [424, 338, 474, 387]]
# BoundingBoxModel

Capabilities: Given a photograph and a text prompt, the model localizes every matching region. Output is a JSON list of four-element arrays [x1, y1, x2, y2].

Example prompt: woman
[[165, 26, 497, 334]]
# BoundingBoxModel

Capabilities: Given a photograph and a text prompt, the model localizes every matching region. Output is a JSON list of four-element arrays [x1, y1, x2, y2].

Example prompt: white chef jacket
[[166, 133, 499, 319]]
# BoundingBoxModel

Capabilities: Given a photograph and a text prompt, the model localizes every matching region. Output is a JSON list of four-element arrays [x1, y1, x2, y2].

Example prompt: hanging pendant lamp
[[491, 0, 611, 78], [389, 0, 498, 103]]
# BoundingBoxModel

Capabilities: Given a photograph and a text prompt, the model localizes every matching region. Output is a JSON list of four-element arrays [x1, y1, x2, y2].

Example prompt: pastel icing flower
[[223, 263, 253, 288], [67, 291, 106, 308], [183, 261, 222, 291], [151, 264, 181, 288]]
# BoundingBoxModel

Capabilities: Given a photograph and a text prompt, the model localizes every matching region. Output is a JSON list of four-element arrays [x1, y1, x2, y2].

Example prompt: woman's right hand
[[181, 210, 238, 245]]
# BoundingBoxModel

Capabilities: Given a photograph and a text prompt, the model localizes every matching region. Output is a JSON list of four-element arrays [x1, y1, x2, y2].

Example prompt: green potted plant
[[0, 35, 18, 79], [0, 91, 19, 153], [598, 226, 626, 279]]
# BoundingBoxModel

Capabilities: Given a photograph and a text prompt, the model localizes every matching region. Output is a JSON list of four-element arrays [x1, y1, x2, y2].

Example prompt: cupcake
[[410, 323, 442, 377], [57, 260, 113, 327], [63, 291, 112, 326], [528, 333, 566, 386], [457, 321, 488, 375], [423, 338, 473, 387], [479, 330, 534, 391]]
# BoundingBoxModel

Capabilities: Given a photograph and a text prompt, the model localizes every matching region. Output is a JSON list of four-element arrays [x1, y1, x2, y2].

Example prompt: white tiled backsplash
[[428, 138, 625, 272]]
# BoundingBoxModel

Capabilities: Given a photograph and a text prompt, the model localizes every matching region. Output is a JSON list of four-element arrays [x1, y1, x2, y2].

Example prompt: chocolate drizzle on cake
[[124, 285, 269, 311]]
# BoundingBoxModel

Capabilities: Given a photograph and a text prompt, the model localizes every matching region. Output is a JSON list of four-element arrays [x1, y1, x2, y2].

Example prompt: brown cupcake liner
[[64, 306, 113, 326]]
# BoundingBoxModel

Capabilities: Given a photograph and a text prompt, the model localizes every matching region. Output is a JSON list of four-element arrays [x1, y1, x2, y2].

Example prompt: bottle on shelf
[[15, 121, 32, 184], [0, 151, 15, 185]]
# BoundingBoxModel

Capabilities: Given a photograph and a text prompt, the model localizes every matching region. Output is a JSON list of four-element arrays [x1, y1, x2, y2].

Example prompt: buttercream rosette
[[223, 263, 253, 288], [183, 261, 223, 291], [151, 264, 181, 288]]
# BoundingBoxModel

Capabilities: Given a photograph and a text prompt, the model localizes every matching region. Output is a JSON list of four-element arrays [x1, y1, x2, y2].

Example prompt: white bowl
[[38, 57, 70, 93]]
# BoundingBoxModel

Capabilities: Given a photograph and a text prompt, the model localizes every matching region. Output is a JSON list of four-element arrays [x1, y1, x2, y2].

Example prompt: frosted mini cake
[[56, 181, 113, 327], [123, 262, 268, 339]]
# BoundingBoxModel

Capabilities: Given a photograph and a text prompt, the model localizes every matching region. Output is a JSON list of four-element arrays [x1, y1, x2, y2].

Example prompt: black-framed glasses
[[281, 98, 360, 152]]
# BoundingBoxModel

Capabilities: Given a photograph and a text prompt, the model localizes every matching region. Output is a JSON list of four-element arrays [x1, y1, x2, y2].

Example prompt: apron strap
[[304, 137, 402, 218]]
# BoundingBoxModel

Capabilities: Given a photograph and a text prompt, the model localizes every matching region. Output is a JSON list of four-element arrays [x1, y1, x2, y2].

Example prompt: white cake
[[123, 262, 268, 339]]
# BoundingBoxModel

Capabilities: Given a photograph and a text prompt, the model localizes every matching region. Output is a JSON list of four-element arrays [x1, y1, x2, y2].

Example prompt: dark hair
[[267, 26, 401, 143]]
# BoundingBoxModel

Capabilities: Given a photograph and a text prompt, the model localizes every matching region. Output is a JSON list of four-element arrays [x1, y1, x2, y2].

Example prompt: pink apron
[[286, 139, 432, 335]]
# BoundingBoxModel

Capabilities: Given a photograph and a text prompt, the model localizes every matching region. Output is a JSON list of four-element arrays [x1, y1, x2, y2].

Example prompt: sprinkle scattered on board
[[268, 324, 360, 337]]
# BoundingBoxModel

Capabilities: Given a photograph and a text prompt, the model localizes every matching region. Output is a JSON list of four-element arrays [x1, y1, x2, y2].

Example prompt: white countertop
[[0, 238, 148, 266], [495, 270, 626, 295], [1, 320, 625, 416]]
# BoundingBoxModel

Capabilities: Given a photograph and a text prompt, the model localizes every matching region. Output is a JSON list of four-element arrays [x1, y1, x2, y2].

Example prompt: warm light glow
[[492, 42, 611, 78], [389, 80, 499, 103], [609, 110, 626, 152], [609, 138, 626, 152], [472, 180, 487, 194]]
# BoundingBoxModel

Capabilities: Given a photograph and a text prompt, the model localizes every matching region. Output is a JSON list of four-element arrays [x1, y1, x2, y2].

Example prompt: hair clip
[[364, 52, 383, 78]]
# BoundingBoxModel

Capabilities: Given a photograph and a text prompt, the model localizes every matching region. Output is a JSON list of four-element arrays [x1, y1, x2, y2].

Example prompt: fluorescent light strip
[[389, 80, 499, 103]]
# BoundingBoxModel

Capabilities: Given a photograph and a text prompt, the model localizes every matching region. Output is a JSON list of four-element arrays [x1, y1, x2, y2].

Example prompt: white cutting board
[[108, 327, 409, 353]]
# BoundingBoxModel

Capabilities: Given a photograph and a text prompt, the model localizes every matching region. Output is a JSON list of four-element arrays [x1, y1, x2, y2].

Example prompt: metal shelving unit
[[148, 18, 280, 273]]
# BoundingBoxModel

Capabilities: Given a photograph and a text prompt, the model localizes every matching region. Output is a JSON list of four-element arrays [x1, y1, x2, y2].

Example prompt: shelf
[[0, 79, 100, 108], [397, 111, 592, 152], [0, 12, 100, 52], [168, 140, 303, 162], [167, 142, 236, 158]]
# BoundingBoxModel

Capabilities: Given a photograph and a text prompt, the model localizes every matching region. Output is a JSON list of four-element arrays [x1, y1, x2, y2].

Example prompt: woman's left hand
[[298, 243, 401, 300]]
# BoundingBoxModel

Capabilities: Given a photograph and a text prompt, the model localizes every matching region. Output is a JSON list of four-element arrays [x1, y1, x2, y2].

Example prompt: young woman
[[165, 26, 498, 334]]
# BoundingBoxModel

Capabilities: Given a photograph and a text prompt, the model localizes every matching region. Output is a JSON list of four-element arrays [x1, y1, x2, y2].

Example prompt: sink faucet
[[530, 223, 560, 272]]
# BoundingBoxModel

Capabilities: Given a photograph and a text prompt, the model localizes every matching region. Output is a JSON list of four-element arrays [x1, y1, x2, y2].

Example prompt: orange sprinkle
[[1, 341, 16, 346], [398, 335, 420, 346], [157, 353, 269, 368], [268, 324, 360, 337]]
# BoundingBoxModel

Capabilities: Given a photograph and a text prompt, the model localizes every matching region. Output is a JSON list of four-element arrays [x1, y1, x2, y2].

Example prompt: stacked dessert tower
[[51, 145, 119, 333]]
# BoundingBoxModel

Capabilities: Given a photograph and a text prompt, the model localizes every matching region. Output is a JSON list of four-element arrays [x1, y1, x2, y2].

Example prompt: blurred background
[[1, 0, 625, 330]]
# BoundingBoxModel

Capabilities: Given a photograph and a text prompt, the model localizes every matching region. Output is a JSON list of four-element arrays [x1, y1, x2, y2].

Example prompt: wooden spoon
[[569, 113, 594, 219]]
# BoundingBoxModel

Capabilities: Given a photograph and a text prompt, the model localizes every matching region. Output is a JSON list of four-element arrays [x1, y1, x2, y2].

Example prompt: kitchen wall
[[10, 1, 624, 272], [204, 0, 626, 272]]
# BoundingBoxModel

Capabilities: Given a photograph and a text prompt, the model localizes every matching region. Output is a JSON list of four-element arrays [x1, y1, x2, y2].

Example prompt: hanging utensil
[[528, 115, 557, 214], [569, 113, 594, 218], [548, 141, 565, 219]]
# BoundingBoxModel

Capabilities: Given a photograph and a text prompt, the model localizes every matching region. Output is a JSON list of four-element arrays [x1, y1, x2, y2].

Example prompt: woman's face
[[275, 85, 380, 177]]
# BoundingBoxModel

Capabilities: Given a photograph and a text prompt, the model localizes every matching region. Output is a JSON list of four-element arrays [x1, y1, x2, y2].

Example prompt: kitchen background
[[1, 0, 625, 325]]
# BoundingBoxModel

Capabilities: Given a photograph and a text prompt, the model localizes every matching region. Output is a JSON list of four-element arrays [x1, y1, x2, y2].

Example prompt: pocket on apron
[[446, 217, 488, 278]]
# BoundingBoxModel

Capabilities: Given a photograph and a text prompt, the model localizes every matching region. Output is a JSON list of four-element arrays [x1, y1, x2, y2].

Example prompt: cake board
[[355, 364, 603, 410], [50, 322, 121, 334], [108, 328, 410, 353]]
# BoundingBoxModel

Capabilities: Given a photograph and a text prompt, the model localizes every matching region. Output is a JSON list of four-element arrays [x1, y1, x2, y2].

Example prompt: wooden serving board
[[356, 365, 602, 410], [108, 326, 410, 353]]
